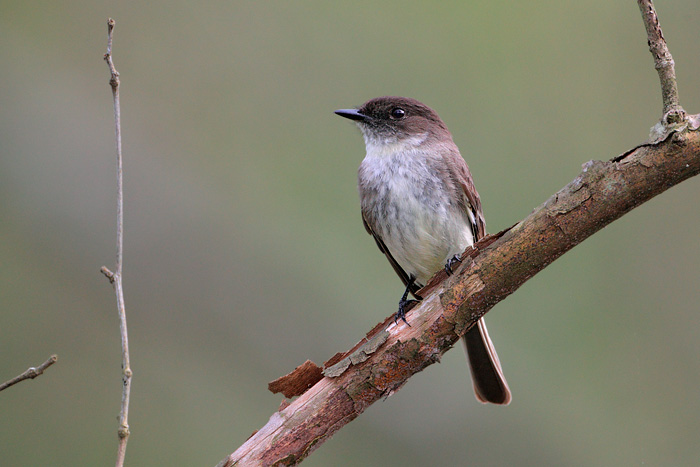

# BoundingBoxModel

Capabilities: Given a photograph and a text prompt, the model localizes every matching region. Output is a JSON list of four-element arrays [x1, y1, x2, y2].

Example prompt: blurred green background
[[2, 1, 699, 465]]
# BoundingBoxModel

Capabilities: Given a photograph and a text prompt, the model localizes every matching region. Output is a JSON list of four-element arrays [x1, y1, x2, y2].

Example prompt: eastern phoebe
[[335, 96, 511, 405]]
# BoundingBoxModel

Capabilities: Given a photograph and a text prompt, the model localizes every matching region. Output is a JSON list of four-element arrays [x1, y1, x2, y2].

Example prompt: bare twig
[[102, 18, 132, 467], [218, 4, 700, 466], [638, 0, 684, 124], [0, 355, 58, 392]]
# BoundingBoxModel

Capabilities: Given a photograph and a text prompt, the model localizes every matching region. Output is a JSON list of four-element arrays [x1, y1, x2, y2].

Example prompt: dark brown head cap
[[335, 96, 451, 140]]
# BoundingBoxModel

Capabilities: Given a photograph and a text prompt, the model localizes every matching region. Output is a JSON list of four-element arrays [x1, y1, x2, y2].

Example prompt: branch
[[102, 18, 132, 467], [218, 4, 699, 465], [219, 129, 700, 467], [635, 1, 700, 143], [0, 355, 58, 392], [638, 0, 682, 118]]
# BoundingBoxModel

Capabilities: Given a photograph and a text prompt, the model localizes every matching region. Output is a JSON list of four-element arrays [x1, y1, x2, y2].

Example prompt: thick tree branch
[[219, 128, 700, 467], [218, 3, 699, 465]]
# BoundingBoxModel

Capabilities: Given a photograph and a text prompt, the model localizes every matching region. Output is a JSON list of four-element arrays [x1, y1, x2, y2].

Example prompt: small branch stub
[[101, 266, 115, 283]]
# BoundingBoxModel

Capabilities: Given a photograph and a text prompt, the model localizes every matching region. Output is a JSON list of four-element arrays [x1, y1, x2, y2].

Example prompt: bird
[[335, 96, 511, 404]]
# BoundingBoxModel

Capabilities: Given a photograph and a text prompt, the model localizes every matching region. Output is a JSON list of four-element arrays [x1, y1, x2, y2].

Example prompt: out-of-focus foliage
[[1, 2, 699, 465]]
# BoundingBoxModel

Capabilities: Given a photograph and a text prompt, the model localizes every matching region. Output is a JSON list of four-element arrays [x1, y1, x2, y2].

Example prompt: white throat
[[361, 129, 429, 159]]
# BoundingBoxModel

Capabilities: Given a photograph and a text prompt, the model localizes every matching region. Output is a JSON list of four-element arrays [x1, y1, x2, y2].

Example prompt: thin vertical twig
[[0, 355, 58, 392], [637, 0, 685, 123], [101, 18, 132, 467]]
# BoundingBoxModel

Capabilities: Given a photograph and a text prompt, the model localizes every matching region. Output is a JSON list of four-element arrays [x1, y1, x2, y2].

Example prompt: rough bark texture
[[218, 127, 700, 467], [268, 360, 324, 399]]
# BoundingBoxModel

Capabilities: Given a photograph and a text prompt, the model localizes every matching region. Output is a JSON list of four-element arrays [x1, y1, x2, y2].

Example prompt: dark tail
[[462, 318, 511, 405]]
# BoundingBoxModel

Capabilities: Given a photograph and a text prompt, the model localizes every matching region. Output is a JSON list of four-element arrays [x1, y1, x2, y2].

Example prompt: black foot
[[396, 296, 418, 325], [395, 278, 419, 325], [444, 254, 462, 275]]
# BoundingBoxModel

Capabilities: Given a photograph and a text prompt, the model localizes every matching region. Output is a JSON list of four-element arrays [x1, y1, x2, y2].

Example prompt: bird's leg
[[444, 254, 462, 275], [396, 277, 419, 325]]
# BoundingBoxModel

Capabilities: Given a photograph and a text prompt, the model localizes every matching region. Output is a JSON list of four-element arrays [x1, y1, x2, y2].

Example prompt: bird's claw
[[444, 254, 462, 275], [395, 297, 416, 326]]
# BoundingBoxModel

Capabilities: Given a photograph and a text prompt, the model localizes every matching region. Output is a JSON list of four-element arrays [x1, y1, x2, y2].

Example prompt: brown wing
[[445, 150, 486, 241], [444, 150, 511, 404], [362, 212, 422, 298]]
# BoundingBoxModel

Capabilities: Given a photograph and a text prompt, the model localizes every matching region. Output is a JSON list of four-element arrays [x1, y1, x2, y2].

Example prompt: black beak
[[334, 108, 368, 122]]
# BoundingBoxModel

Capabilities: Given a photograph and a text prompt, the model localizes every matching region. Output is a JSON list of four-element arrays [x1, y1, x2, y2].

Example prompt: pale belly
[[360, 154, 475, 286], [379, 197, 474, 285]]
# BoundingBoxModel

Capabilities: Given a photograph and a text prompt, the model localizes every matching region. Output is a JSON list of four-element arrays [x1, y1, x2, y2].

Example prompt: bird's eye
[[390, 108, 405, 119]]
